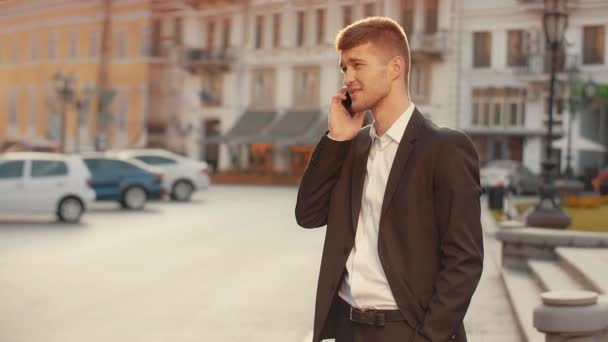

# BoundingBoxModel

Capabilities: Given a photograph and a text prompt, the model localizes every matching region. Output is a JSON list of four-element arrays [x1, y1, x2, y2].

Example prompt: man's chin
[[351, 104, 368, 114]]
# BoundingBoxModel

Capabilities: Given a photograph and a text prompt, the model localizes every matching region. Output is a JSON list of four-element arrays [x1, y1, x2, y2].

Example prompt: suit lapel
[[380, 108, 425, 216], [351, 127, 372, 234]]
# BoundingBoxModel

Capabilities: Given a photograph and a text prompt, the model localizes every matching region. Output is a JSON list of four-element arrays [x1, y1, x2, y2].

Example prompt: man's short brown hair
[[335, 16, 411, 79]]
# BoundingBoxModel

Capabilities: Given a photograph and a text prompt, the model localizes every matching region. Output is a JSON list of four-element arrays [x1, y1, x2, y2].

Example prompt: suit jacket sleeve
[[415, 131, 484, 342], [295, 134, 352, 229]]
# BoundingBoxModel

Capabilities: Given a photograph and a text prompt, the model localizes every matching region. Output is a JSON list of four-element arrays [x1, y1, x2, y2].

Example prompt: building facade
[[0, 0, 153, 152], [458, 0, 608, 175], [149, 0, 457, 174]]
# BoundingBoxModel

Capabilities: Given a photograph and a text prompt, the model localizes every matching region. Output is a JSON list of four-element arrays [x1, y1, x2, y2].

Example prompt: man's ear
[[390, 56, 405, 81]]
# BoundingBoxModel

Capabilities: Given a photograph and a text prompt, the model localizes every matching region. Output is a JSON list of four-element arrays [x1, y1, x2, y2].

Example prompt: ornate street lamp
[[527, 0, 571, 229]]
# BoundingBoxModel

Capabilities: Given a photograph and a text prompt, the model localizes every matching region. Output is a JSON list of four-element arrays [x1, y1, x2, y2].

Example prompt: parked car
[[110, 149, 210, 202], [82, 155, 165, 210], [480, 160, 541, 195], [0, 152, 95, 223]]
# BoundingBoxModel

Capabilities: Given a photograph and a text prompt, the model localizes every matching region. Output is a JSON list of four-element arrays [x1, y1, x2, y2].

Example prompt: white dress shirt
[[338, 102, 415, 310]]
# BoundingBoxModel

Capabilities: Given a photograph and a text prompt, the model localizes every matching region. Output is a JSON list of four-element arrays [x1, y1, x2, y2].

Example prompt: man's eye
[[354, 64, 362, 69]]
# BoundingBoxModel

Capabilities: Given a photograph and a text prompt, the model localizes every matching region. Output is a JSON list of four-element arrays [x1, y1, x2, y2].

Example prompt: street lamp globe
[[543, 0, 568, 47]]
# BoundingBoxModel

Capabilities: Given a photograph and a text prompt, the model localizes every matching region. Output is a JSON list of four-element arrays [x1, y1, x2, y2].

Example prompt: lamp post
[[53, 71, 76, 153], [526, 0, 571, 229]]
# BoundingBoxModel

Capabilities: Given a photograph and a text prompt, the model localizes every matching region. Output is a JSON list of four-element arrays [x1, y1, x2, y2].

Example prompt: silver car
[[480, 160, 540, 195]]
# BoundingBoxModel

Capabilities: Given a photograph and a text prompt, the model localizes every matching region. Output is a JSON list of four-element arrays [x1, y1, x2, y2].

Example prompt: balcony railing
[[408, 31, 447, 58], [180, 47, 237, 71], [514, 53, 579, 76]]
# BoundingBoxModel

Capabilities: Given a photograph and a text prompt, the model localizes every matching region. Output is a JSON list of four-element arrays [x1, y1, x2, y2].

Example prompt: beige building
[[0, 0, 159, 152]]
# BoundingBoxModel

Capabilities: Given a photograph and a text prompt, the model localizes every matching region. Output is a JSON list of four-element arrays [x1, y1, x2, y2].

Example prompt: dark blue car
[[83, 156, 164, 210]]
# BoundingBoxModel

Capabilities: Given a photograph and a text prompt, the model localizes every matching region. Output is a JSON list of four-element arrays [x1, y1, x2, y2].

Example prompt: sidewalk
[[462, 199, 523, 342]]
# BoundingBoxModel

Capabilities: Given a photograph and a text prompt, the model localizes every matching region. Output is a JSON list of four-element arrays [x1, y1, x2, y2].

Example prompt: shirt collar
[[369, 102, 415, 144]]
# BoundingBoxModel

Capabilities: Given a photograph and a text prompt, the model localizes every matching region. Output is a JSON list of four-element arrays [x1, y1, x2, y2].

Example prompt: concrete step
[[556, 247, 608, 294], [500, 266, 545, 342], [527, 259, 587, 292]]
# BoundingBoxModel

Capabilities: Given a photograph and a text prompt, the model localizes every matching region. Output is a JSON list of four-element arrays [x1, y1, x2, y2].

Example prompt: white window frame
[[250, 68, 275, 108], [410, 64, 431, 104], [12, 39, 19, 64], [30, 34, 38, 61], [8, 88, 18, 135], [296, 10, 306, 47], [69, 30, 78, 59], [90, 27, 99, 57], [315, 8, 326, 45], [115, 29, 128, 59], [140, 25, 149, 57], [139, 84, 148, 146], [471, 99, 481, 126], [363, 2, 376, 17], [28, 86, 36, 136], [116, 89, 129, 146], [293, 65, 321, 108], [491, 99, 503, 128], [48, 31, 57, 60]]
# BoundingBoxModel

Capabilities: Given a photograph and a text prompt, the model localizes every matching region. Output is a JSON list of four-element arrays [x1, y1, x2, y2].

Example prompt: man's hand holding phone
[[328, 88, 365, 141]]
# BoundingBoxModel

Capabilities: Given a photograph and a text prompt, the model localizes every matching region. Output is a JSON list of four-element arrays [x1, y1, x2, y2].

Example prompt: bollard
[[534, 291, 608, 341]]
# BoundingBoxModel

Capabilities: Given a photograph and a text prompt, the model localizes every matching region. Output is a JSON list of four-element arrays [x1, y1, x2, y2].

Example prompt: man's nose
[[343, 71, 355, 86]]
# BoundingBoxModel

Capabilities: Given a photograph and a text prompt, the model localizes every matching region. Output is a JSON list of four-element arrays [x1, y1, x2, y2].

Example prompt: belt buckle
[[349, 307, 385, 327]]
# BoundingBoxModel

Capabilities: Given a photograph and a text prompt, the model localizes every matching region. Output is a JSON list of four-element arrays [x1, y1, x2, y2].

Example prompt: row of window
[[151, 0, 437, 54], [199, 62, 432, 109], [471, 88, 527, 127], [0, 26, 149, 63], [471, 101, 526, 127], [1, 86, 147, 136], [0, 160, 67, 179], [252, 3, 377, 50], [473, 25, 606, 68]]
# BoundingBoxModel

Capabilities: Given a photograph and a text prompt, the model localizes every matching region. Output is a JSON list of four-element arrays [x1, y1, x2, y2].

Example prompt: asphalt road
[[0, 185, 323, 342], [0, 185, 523, 342]]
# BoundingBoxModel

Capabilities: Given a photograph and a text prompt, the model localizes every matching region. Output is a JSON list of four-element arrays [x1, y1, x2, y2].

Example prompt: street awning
[[240, 109, 321, 144], [552, 135, 606, 152], [291, 116, 328, 146], [205, 110, 277, 144]]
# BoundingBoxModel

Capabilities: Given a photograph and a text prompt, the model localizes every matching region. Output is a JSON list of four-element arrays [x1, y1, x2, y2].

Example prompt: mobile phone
[[341, 92, 355, 117]]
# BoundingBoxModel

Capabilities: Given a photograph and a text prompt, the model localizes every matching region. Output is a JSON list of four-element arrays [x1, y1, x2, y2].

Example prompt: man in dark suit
[[295, 17, 483, 342]]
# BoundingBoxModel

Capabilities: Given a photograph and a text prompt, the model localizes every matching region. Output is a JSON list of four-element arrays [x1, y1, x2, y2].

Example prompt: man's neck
[[371, 91, 412, 137]]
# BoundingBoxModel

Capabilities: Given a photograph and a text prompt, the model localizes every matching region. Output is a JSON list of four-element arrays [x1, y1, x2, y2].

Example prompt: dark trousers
[[334, 302, 416, 342]]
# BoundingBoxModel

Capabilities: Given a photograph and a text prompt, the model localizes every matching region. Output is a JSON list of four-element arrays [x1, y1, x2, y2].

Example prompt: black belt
[[338, 297, 405, 327]]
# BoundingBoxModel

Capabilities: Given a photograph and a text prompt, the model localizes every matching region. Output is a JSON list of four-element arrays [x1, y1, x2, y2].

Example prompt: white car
[[0, 152, 96, 223], [111, 149, 210, 202]]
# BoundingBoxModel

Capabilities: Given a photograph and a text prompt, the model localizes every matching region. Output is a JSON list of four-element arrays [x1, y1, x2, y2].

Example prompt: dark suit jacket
[[295, 108, 484, 342]]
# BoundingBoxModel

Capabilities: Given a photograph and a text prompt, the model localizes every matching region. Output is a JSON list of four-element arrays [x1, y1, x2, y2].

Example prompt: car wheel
[[121, 186, 147, 210], [57, 197, 84, 223], [171, 180, 193, 202]]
